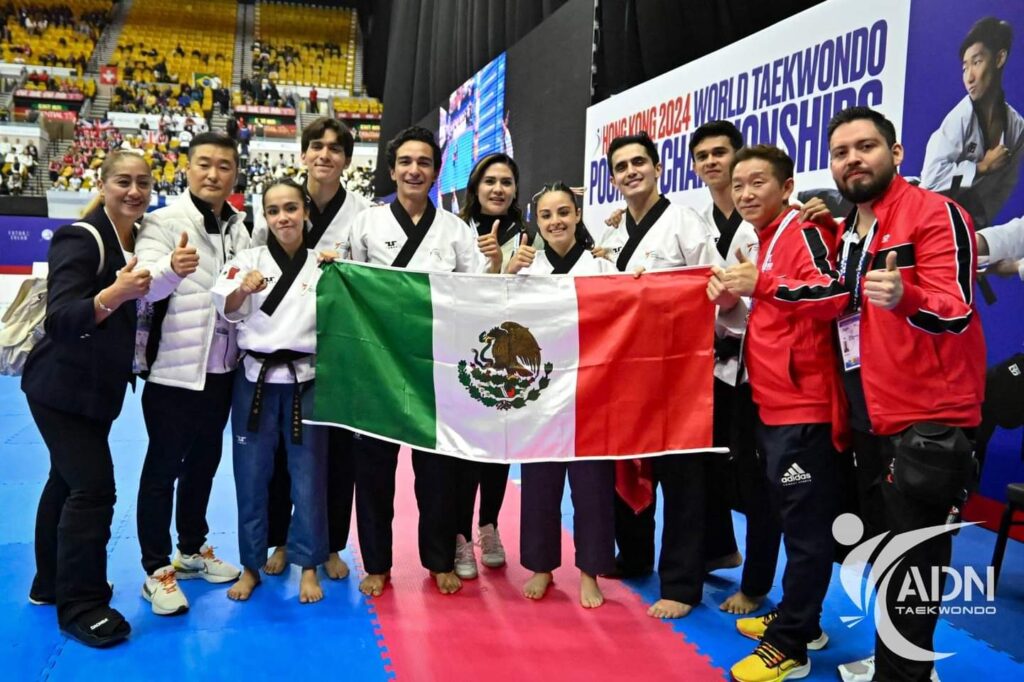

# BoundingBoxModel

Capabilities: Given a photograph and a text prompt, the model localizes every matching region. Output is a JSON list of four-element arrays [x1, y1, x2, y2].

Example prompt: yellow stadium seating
[[254, 1, 357, 89], [1, 0, 110, 75]]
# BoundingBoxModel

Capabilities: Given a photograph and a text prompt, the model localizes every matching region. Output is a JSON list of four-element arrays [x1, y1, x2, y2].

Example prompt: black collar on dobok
[[712, 205, 743, 260], [390, 199, 437, 268], [546, 240, 586, 274], [189, 191, 236, 235], [473, 211, 519, 245], [244, 350, 312, 444], [617, 195, 671, 272], [305, 183, 347, 248], [260, 235, 309, 317]]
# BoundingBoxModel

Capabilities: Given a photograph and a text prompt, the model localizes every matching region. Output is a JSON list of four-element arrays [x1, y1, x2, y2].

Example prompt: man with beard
[[828, 107, 985, 682]]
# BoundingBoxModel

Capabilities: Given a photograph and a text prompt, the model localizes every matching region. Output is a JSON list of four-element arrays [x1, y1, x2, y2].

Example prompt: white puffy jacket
[[136, 193, 250, 390]]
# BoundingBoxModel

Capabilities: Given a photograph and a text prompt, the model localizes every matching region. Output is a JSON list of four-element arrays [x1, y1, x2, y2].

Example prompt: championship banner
[[583, 0, 911, 225], [311, 262, 715, 463]]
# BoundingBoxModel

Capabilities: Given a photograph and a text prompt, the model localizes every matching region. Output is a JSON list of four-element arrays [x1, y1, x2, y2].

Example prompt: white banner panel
[[583, 0, 911, 224]]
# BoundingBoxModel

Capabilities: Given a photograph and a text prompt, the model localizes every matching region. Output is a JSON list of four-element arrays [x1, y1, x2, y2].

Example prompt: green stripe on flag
[[314, 262, 436, 449]]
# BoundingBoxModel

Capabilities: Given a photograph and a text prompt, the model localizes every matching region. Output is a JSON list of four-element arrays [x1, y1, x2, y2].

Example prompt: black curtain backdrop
[[594, 0, 827, 101], [368, 0, 569, 194]]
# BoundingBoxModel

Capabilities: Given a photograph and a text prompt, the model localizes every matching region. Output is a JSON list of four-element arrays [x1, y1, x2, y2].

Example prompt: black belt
[[246, 349, 312, 444], [714, 335, 742, 363]]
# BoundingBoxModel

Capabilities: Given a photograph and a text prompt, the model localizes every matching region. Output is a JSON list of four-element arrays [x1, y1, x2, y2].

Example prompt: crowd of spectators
[[21, 70, 96, 97], [111, 81, 229, 120], [0, 136, 38, 196], [1, 1, 109, 74], [238, 75, 297, 109], [50, 118, 210, 196]]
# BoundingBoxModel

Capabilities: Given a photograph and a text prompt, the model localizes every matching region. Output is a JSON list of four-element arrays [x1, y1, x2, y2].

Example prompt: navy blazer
[[22, 207, 139, 422]]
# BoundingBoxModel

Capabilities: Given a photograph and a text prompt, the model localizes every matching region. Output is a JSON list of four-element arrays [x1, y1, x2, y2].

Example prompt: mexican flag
[[311, 262, 715, 462]]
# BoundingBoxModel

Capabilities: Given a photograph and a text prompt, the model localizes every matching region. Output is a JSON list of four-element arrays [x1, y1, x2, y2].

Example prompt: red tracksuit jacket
[[841, 175, 985, 436], [745, 207, 850, 451]]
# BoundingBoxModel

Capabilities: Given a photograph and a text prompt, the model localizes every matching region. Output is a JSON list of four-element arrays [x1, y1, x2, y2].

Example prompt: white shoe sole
[[480, 556, 506, 568], [807, 630, 829, 651], [454, 566, 478, 580], [786, 661, 810, 679], [173, 567, 240, 584], [141, 585, 189, 616]]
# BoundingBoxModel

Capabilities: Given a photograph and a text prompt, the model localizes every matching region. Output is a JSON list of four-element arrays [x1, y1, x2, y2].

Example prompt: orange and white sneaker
[[172, 544, 241, 584], [731, 640, 810, 682], [142, 565, 189, 616]]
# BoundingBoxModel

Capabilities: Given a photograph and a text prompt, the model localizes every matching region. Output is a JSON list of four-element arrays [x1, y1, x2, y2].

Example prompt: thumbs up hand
[[707, 264, 739, 309], [477, 219, 503, 273], [171, 230, 200, 277], [506, 233, 537, 274], [719, 246, 759, 297], [863, 251, 904, 309], [104, 255, 152, 308]]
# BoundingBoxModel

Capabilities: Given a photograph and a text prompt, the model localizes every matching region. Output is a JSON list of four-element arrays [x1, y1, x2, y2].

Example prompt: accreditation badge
[[837, 312, 861, 372]]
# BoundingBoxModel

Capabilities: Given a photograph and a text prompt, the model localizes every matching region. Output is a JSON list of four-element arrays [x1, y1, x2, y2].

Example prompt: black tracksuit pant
[[756, 420, 839, 662], [137, 373, 234, 575], [454, 461, 510, 539]]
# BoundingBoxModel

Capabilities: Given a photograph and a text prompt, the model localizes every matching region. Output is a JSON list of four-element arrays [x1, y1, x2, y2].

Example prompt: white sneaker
[[807, 629, 829, 651], [838, 656, 940, 682], [172, 544, 241, 584], [142, 566, 189, 616], [478, 523, 506, 568], [454, 534, 478, 579]]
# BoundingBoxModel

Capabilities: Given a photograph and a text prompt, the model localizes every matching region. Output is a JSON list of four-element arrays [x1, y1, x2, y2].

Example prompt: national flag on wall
[[312, 262, 715, 462], [99, 66, 118, 85]]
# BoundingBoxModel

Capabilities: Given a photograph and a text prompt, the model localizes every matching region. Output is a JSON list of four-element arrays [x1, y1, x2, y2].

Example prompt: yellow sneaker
[[731, 641, 810, 682], [736, 610, 829, 650]]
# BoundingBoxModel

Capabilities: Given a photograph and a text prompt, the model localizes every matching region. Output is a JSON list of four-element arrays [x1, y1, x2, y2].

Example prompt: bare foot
[[431, 571, 462, 595], [719, 590, 765, 615], [705, 550, 743, 573], [523, 572, 553, 600], [263, 546, 287, 575], [299, 568, 323, 604], [579, 572, 604, 608], [358, 572, 390, 597], [227, 568, 261, 601], [324, 552, 349, 580], [647, 598, 693, 619]]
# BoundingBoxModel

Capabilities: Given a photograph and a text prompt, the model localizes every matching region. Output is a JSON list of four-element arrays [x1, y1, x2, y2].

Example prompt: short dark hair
[[301, 117, 354, 158], [261, 177, 305, 209], [459, 153, 523, 225], [689, 120, 744, 157], [731, 144, 794, 184], [827, 106, 897, 148], [960, 16, 1013, 61], [187, 132, 239, 166], [607, 131, 659, 169], [386, 126, 442, 172]]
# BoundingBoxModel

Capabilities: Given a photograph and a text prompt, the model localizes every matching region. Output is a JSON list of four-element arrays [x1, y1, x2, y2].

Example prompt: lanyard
[[838, 219, 877, 311], [760, 208, 800, 273]]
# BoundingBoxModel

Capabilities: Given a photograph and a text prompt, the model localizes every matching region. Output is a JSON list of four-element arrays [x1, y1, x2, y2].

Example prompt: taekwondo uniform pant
[[267, 427, 354, 554], [231, 374, 327, 571], [352, 434, 458, 575], [520, 460, 615, 576]]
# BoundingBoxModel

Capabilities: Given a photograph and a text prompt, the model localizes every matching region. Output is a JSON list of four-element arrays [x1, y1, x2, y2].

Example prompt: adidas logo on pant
[[781, 463, 812, 485]]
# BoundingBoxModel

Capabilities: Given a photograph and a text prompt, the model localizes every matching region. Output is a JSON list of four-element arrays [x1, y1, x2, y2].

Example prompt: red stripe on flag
[[574, 269, 715, 457]]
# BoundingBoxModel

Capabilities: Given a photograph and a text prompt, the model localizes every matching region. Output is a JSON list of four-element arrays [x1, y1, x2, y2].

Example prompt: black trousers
[[352, 435, 458, 574], [729, 383, 782, 597], [873, 437, 953, 682], [28, 399, 116, 628], [454, 461, 510, 539], [851, 429, 888, 540], [613, 454, 706, 604], [520, 460, 615, 575], [267, 427, 354, 553], [137, 373, 234, 575], [705, 378, 740, 561], [756, 421, 839, 662]]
